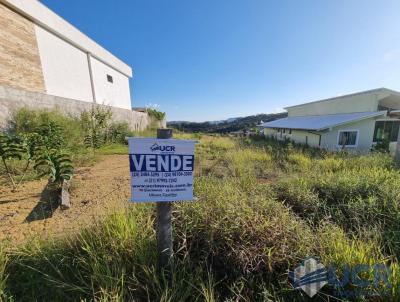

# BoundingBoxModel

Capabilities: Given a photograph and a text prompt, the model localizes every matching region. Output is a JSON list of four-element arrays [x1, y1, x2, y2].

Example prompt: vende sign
[[128, 138, 195, 202]]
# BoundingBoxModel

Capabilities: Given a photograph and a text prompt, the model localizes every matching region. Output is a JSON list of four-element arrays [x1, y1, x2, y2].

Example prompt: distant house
[[262, 88, 400, 153]]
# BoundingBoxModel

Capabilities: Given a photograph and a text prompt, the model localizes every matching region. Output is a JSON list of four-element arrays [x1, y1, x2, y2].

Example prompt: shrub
[[372, 138, 390, 153], [36, 121, 65, 149], [0, 109, 81, 189], [9, 108, 84, 151], [107, 121, 133, 144], [147, 108, 166, 121], [81, 105, 112, 149]]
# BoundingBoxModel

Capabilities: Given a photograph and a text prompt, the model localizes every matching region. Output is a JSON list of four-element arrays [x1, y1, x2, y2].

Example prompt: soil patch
[[0, 155, 132, 245]]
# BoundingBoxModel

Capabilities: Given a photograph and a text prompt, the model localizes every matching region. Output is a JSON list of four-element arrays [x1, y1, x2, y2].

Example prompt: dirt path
[[0, 155, 131, 244]]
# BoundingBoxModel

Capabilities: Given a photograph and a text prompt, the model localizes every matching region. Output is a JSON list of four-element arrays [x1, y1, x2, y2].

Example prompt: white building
[[0, 0, 132, 110], [262, 88, 400, 153]]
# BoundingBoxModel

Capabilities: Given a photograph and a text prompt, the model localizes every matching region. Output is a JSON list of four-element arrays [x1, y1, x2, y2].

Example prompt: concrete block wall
[[0, 85, 166, 131]]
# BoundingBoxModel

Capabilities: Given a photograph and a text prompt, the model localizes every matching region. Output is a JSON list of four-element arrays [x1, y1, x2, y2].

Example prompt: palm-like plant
[[34, 150, 74, 186], [1, 119, 75, 192], [0, 134, 25, 191]]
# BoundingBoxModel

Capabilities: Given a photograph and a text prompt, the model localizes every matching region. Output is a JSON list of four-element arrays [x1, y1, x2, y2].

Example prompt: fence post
[[156, 128, 173, 271]]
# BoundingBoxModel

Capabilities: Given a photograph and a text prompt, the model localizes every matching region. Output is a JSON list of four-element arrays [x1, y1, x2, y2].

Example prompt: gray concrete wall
[[0, 85, 166, 131]]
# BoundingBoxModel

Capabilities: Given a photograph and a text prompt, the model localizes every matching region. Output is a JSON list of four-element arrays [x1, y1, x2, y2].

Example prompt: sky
[[41, 0, 400, 122]]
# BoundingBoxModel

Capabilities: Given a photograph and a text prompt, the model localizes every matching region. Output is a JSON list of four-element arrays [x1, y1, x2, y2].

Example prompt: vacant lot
[[0, 155, 130, 244], [1, 135, 400, 301]]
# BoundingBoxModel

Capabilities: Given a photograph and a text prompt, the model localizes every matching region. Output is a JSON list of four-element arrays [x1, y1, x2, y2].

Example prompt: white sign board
[[128, 138, 195, 202]]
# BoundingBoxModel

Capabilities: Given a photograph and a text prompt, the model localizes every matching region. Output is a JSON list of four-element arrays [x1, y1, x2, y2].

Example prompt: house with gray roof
[[261, 88, 400, 153]]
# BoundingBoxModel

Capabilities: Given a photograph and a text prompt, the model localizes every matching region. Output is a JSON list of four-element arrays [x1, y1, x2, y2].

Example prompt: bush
[[107, 122, 133, 144], [81, 105, 112, 149], [147, 108, 166, 121], [372, 138, 391, 153], [9, 108, 84, 151]]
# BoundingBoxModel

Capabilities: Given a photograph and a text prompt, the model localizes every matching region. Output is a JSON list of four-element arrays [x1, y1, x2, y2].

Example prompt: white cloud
[[145, 103, 161, 109], [383, 50, 400, 63]]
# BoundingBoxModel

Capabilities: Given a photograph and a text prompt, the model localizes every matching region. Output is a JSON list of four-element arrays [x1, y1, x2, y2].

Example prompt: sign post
[[128, 129, 195, 271], [156, 128, 173, 270]]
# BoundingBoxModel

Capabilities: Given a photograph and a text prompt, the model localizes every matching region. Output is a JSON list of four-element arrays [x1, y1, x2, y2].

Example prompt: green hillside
[[168, 112, 287, 133]]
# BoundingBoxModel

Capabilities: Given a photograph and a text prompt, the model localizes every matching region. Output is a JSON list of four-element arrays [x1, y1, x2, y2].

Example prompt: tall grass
[[0, 246, 8, 301], [1, 135, 400, 301]]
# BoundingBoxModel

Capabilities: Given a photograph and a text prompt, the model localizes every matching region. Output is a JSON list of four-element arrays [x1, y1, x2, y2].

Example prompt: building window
[[373, 121, 400, 142], [107, 74, 113, 83], [337, 130, 359, 147]]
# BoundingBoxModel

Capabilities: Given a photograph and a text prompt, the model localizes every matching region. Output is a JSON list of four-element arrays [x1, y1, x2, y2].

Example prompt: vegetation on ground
[[1, 129, 400, 301], [147, 108, 166, 121], [0, 106, 155, 190]]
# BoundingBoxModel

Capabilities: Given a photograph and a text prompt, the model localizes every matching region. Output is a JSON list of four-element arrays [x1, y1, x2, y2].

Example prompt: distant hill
[[168, 112, 287, 133]]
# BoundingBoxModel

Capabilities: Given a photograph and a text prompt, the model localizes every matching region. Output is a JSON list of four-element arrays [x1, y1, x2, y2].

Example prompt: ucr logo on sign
[[150, 143, 175, 152]]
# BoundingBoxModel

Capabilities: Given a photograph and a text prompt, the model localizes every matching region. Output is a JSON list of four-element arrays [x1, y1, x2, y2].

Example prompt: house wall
[[389, 142, 397, 155], [90, 56, 132, 110], [0, 0, 133, 110], [35, 25, 94, 102], [1, 0, 132, 77], [320, 118, 380, 152], [0, 3, 45, 92], [264, 128, 321, 147], [287, 91, 390, 117], [264, 116, 393, 153]]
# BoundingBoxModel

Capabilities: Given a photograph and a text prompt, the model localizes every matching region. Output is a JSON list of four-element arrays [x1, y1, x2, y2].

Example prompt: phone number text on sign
[[128, 138, 195, 202]]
